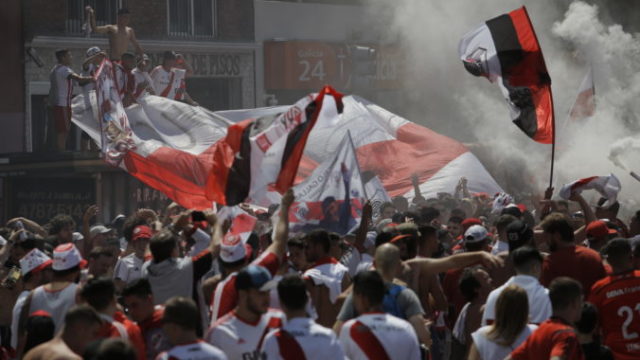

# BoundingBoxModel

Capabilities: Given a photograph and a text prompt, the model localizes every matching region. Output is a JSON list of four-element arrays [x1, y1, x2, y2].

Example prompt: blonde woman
[[469, 284, 536, 360]]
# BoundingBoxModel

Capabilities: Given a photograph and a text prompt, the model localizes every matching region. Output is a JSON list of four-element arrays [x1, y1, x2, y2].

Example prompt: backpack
[[382, 284, 406, 319]]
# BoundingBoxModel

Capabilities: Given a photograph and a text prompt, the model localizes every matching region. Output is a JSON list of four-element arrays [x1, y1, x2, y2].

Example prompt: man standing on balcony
[[86, 7, 143, 61], [150, 51, 198, 106]]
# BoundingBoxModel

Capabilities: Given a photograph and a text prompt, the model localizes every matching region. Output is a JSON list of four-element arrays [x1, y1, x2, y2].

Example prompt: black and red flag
[[459, 6, 554, 144]]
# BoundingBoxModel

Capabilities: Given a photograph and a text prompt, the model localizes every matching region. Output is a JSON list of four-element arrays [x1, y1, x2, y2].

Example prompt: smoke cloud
[[362, 0, 640, 216]]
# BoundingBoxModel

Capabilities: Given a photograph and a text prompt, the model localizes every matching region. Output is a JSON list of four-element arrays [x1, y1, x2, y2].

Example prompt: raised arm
[[353, 202, 372, 253], [266, 189, 294, 262], [406, 251, 503, 276], [176, 54, 194, 77], [86, 6, 111, 34], [129, 28, 144, 55], [205, 211, 220, 258]]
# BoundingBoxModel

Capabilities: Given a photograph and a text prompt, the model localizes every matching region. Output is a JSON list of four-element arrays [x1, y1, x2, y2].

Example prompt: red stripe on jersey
[[350, 320, 391, 360], [212, 275, 238, 321], [275, 330, 306, 360], [257, 317, 282, 350]]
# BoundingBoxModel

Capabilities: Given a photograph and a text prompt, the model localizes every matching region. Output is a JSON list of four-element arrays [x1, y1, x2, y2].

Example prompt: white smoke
[[362, 0, 640, 218]]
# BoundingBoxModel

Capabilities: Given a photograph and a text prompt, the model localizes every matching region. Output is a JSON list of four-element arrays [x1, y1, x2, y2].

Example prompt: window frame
[[166, 0, 216, 39]]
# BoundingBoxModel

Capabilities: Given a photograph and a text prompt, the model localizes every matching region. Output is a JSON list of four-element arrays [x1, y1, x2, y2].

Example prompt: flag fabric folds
[[459, 6, 554, 144], [287, 132, 366, 235], [559, 174, 621, 206], [568, 68, 595, 122]]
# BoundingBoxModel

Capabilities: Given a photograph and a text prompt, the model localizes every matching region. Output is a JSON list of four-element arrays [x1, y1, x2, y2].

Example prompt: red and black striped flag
[[459, 6, 554, 144]]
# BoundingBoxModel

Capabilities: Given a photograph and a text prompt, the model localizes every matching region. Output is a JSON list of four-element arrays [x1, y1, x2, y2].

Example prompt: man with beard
[[205, 265, 284, 360], [540, 213, 606, 296]]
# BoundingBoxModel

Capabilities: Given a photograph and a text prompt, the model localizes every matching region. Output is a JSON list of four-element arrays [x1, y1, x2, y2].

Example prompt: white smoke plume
[[362, 0, 640, 216]]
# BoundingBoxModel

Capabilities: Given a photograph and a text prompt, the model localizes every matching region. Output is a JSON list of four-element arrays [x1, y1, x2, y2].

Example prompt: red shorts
[[52, 106, 71, 133]]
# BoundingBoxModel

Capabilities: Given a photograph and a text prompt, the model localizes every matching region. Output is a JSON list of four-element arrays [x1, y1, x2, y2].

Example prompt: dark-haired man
[[339, 270, 421, 359], [86, 7, 143, 60], [122, 278, 170, 360], [483, 246, 551, 326], [158, 297, 226, 360], [302, 229, 350, 327], [589, 238, 640, 360], [49, 49, 94, 151], [508, 277, 585, 360], [261, 274, 344, 359], [81, 277, 145, 360], [206, 265, 284, 359], [540, 213, 606, 296], [23, 305, 102, 360]]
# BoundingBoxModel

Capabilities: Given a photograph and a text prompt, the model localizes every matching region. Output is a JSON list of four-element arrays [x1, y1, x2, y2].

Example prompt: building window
[[168, 0, 215, 38], [66, 0, 124, 34]]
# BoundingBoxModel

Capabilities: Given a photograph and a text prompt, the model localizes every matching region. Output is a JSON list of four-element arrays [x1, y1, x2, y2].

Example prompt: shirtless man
[[23, 305, 102, 360], [86, 7, 143, 60]]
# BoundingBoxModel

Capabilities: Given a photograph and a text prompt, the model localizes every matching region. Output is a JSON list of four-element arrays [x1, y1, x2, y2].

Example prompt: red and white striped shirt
[[339, 312, 420, 360], [261, 317, 345, 360], [155, 340, 226, 360], [206, 309, 284, 360]]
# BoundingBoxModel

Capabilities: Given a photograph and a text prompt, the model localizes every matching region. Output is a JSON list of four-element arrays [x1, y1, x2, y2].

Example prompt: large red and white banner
[[72, 89, 503, 209]]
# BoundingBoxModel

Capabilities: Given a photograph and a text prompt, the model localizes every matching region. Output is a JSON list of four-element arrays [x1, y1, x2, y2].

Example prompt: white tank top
[[471, 324, 537, 360], [29, 283, 78, 332]]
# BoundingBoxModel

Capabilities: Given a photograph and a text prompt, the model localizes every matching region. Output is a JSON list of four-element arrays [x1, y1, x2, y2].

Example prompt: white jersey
[[482, 274, 552, 326], [149, 66, 186, 100], [114, 253, 144, 284], [303, 257, 349, 304], [339, 313, 420, 360], [155, 340, 227, 360], [261, 317, 345, 360], [10, 290, 30, 349], [471, 324, 537, 360], [132, 68, 155, 99], [206, 309, 285, 360], [29, 283, 78, 332], [49, 64, 74, 107]]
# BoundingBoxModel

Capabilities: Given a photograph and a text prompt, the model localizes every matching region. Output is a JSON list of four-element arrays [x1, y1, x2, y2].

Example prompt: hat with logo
[[132, 225, 153, 242], [464, 225, 488, 244], [52, 243, 87, 271], [220, 234, 252, 263], [20, 248, 53, 276], [85, 46, 104, 58], [235, 265, 278, 291]]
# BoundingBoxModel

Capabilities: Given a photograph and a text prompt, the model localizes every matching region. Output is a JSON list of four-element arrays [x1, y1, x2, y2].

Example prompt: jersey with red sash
[[155, 340, 226, 360], [339, 312, 420, 360], [302, 256, 349, 304], [589, 270, 640, 360], [205, 309, 284, 360], [261, 317, 345, 360], [149, 66, 186, 100], [209, 251, 280, 325]]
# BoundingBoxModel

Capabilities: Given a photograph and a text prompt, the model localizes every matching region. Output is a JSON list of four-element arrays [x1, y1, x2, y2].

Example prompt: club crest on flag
[[463, 47, 489, 78]]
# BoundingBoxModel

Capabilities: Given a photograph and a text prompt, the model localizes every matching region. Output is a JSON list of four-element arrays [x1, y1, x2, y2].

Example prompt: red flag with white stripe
[[558, 174, 621, 205], [568, 68, 595, 122]]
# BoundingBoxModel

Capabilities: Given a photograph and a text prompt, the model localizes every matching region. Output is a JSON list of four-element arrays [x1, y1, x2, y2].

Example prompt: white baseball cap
[[20, 248, 53, 276], [85, 46, 104, 58], [464, 225, 489, 244], [90, 225, 113, 238], [220, 234, 251, 263], [52, 243, 87, 271]]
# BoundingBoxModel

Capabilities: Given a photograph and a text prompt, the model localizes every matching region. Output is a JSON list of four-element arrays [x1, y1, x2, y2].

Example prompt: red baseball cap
[[586, 220, 617, 238], [461, 218, 482, 231], [132, 225, 153, 242]]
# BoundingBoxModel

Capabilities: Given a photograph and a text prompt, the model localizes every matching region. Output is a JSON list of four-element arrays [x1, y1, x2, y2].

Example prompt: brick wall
[[128, 0, 166, 40], [216, 0, 254, 41], [23, 0, 66, 40]]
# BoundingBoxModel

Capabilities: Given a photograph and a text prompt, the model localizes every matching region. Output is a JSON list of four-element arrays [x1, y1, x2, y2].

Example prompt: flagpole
[[549, 86, 556, 189]]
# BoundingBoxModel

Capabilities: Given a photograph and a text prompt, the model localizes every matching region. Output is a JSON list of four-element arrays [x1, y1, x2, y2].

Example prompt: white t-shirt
[[491, 240, 509, 255], [471, 324, 537, 360], [482, 275, 552, 326], [261, 317, 345, 360], [155, 340, 227, 360], [205, 309, 285, 360], [132, 68, 155, 99], [49, 64, 74, 107], [10, 290, 30, 349], [149, 66, 186, 100], [29, 283, 78, 332], [339, 313, 421, 360], [303, 258, 349, 304], [114, 253, 145, 284]]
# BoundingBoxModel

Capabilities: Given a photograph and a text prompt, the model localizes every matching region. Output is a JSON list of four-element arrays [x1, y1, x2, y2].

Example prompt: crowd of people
[[50, 6, 197, 151], [13, 4, 640, 360], [0, 176, 639, 360]]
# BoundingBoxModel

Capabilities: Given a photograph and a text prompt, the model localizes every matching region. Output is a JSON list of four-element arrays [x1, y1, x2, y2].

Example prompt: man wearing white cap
[[10, 249, 52, 350], [209, 190, 294, 324], [206, 265, 284, 359], [17, 243, 86, 346], [132, 54, 155, 100]]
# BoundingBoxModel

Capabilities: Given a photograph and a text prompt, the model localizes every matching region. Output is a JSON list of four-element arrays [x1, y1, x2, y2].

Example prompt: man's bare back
[[23, 337, 81, 360]]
